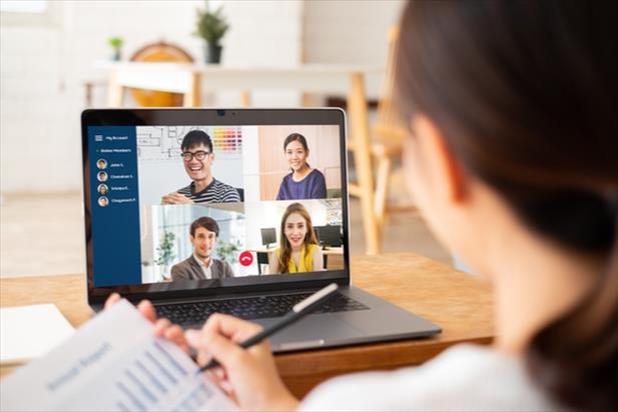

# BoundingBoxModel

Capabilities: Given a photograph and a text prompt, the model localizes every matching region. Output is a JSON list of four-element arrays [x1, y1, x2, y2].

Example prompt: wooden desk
[[97, 61, 384, 255], [0, 253, 493, 398]]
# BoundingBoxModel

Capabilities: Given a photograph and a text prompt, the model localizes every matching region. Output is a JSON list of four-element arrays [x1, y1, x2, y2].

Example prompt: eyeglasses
[[182, 150, 210, 161]]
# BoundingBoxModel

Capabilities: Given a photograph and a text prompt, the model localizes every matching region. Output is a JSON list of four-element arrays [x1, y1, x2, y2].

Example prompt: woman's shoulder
[[309, 168, 325, 180], [299, 344, 560, 411], [294, 168, 325, 184]]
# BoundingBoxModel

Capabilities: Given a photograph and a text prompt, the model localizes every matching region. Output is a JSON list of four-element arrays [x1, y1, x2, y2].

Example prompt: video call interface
[[88, 124, 345, 288]]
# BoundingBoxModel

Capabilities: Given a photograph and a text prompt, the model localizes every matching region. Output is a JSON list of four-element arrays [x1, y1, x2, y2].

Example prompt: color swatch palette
[[211, 127, 243, 154]]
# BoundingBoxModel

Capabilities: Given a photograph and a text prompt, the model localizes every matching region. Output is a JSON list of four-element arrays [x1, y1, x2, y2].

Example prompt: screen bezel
[[81, 108, 350, 306]]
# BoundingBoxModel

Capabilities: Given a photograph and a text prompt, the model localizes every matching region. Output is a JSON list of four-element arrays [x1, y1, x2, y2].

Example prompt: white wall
[[0, 0, 302, 193], [302, 0, 405, 100], [303, 0, 405, 65]]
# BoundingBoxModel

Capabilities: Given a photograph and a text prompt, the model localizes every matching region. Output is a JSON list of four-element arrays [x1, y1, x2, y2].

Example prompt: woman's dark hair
[[283, 133, 311, 169], [283, 133, 309, 152], [396, 1, 617, 411]]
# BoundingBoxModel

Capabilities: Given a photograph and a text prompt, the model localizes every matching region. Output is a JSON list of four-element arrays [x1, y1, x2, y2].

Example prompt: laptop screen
[[82, 109, 349, 300]]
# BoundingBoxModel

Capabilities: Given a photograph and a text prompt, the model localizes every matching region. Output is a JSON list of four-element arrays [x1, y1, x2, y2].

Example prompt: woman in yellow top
[[268, 202, 324, 274]]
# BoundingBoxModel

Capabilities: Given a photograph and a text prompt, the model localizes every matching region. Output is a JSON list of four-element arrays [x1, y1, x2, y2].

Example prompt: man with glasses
[[161, 130, 240, 204]]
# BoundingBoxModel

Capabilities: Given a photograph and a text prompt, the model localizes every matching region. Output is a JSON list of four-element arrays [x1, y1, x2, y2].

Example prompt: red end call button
[[239, 250, 254, 266]]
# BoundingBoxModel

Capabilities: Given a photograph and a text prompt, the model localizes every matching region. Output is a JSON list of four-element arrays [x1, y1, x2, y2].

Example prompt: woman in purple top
[[276, 133, 327, 200]]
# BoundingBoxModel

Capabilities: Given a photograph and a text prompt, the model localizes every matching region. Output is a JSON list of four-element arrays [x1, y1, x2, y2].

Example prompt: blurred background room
[[0, 0, 449, 279]]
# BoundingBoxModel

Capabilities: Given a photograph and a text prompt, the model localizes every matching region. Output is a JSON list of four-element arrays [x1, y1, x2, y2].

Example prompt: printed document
[[0, 300, 238, 412]]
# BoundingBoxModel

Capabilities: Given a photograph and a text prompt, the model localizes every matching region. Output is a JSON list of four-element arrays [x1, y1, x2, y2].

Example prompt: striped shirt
[[177, 179, 240, 204]]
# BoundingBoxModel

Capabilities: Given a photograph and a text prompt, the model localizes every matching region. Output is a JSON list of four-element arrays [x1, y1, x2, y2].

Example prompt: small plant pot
[[111, 49, 122, 61], [204, 42, 222, 64]]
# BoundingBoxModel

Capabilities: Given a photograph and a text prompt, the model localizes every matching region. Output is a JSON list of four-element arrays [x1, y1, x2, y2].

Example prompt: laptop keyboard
[[155, 292, 369, 326]]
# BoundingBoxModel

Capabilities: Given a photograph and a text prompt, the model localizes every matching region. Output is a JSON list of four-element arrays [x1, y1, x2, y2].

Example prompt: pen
[[196, 282, 339, 373]]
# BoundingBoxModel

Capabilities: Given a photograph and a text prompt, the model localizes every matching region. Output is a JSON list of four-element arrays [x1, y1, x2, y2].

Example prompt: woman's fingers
[[105, 295, 156, 325], [186, 329, 217, 370], [186, 324, 250, 373], [186, 329, 211, 354], [207, 369, 236, 400], [154, 318, 171, 337], [163, 324, 188, 349], [203, 313, 263, 342], [185, 313, 266, 372], [163, 324, 183, 340], [196, 350, 212, 367], [103, 293, 121, 310], [136, 300, 157, 323], [218, 379, 236, 397]]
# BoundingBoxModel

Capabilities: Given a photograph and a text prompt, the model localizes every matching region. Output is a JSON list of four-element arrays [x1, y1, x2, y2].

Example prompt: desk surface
[[0, 253, 493, 398]]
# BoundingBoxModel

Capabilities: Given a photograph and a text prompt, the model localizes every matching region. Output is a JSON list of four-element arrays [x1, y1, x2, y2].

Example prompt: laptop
[[81, 108, 440, 352]]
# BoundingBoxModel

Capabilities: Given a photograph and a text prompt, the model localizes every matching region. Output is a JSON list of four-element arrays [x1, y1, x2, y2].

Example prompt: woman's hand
[[186, 313, 299, 412], [104, 293, 188, 352]]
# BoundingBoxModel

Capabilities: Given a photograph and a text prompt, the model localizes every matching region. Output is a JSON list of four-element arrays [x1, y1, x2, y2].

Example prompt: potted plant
[[194, 2, 229, 64], [108, 36, 124, 61], [154, 231, 176, 279], [216, 239, 241, 263]]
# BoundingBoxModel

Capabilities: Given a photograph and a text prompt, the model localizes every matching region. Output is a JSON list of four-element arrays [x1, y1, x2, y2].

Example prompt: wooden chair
[[372, 26, 412, 225], [348, 26, 410, 254], [129, 41, 194, 107]]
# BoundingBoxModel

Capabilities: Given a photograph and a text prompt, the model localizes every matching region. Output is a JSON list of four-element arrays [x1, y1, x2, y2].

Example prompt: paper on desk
[[0, 303, 75, 365], [0, 300, 238, 412]]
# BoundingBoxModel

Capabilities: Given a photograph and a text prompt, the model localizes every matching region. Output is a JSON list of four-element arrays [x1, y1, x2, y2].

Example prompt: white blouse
[[299, 344, 563, 411]]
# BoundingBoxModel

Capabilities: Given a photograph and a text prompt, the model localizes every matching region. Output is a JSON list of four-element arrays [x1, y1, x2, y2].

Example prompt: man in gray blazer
[[171, 216, 235, 281]]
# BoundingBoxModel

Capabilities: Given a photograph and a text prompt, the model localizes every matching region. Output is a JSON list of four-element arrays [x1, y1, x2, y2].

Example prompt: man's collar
[[191, 176, 215, 195], [193, 253, 212, 268]]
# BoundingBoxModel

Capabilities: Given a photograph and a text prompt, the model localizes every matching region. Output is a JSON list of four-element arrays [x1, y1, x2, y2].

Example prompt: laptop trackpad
[[255, 314, 364, 351]]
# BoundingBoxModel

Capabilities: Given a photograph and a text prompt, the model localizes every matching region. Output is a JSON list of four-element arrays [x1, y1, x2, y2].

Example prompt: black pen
[[196, 283, 339, 373]]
